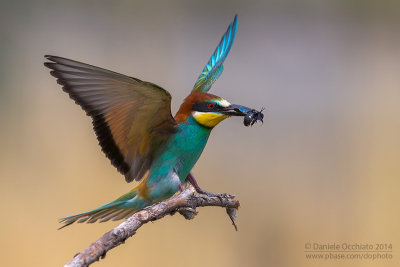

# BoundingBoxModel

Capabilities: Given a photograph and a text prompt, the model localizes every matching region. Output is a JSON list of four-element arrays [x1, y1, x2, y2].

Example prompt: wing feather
[[45, 55, 177, 182], [192, 15, 238, 93]]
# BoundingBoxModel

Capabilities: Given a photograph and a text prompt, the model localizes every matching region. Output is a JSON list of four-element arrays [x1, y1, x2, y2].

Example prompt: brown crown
[[174, 92, 220, 123]]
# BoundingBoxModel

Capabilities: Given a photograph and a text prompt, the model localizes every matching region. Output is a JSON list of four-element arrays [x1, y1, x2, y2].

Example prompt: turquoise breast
[[148, 115, 211, 185]]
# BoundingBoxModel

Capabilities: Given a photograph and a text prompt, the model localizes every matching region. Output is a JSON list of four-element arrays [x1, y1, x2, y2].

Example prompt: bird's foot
[[186, 172, 234, 199]]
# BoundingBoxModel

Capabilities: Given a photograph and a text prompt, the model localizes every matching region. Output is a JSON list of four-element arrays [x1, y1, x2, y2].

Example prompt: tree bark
[[64, 187, 240, 267]]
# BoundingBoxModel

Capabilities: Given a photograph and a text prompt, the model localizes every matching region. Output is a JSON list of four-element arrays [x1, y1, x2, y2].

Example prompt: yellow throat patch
[[192, 112, 229, 128]]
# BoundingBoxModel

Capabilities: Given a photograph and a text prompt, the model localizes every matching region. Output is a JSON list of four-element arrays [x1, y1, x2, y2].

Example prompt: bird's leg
[[178, 181, 184, 192], [186, 172, 233, 198]]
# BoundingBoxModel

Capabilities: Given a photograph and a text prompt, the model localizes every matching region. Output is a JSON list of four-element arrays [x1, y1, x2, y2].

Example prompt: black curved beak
[[220, 104, 255, 116]]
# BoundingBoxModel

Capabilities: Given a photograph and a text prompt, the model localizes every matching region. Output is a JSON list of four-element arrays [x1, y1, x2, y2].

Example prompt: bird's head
[[175, 92, 261, 128]]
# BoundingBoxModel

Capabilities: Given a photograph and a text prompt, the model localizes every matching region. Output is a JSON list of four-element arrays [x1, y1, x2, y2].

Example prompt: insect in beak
[[243, 107, 264, 127]]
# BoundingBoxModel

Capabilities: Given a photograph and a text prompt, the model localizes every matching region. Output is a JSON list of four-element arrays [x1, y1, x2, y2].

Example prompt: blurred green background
[[1, 0, 399, 266]]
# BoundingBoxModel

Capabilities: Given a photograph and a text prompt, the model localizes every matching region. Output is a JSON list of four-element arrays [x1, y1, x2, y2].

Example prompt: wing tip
[[44, 55, 60, 63], [233, 14, 238, 34], [191, 14, 239, 93]]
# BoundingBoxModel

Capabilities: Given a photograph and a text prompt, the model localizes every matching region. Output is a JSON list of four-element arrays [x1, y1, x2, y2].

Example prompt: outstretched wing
[[44, 55, 177, 182], [192, 15, 238, 93]]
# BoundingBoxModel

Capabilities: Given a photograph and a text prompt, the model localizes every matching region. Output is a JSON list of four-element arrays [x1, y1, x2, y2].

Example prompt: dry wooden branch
[[64, 187, 240, 267]]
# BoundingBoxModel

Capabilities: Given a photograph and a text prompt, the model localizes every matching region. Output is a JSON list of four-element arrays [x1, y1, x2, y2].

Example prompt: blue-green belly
[[145, 116, 211, 199]]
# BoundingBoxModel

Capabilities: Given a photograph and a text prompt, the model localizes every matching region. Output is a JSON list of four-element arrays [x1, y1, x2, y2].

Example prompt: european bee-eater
[[45, 15, 263, 228]]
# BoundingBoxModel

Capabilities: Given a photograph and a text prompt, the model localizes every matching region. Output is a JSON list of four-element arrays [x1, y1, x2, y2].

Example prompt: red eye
[[208, 103, 215, 109]]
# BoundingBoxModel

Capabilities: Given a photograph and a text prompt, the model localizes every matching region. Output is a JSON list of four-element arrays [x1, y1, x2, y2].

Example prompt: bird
[[44, 15, 263, 228]]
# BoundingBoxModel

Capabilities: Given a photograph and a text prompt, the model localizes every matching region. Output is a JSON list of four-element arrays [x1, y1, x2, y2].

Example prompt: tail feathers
[[59, 201, 128, 229], [59, 181, 151, 229]]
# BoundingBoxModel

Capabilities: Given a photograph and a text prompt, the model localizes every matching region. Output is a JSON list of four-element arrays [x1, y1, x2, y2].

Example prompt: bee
[[244, 108, 264, 127]]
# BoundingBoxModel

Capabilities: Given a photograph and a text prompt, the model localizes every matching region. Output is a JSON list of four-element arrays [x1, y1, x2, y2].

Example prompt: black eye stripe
[[192, 102, 222, 112]]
